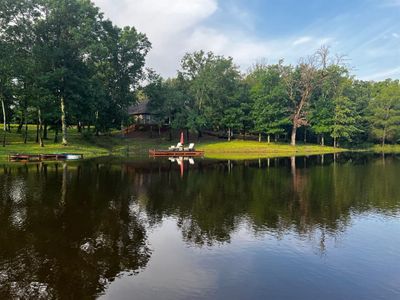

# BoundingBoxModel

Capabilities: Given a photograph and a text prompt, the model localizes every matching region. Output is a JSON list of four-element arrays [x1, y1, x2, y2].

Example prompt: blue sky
[[94, 0, 399, 80]]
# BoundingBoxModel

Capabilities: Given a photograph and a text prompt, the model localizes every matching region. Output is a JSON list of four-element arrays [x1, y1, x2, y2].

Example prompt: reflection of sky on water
[[102, 219, 219, 300], [104, 215, 400, 300]]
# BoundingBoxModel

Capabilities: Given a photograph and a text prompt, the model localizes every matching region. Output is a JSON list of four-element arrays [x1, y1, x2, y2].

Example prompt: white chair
[[184, 143, 195, 151], [169, 143, 183, 151]]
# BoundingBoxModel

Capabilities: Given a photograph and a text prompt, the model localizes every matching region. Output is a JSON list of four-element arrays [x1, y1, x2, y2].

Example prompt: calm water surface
[[0, 154, 399, 299]]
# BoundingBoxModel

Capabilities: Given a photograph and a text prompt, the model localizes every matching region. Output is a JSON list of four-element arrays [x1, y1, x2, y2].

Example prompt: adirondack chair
[[184, 143, 195, 151], [169, 143, 183, 150]]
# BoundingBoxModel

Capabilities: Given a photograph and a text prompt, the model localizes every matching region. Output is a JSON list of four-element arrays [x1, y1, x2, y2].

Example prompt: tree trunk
[[60, 95, 67, 145], [77, 121, 82, 133], [303, 127, 307, 144], [54, 126, 59, 143], [258, 133, 261, 142], [321, 135, 325, 146], [267, 134, 271, 144], [333, 137, 337, 148], [17, 120, 23, 133], [24, 121, 28, 144], [382, 126, 386, 147], [38, 108, 44, 147], [36, 121, 39, 143], [186, 128, 190, 143], [290, 90, 309, 146], [291, 124, 297, 146], [228, 128, 231, 141], [43, 123, 48, 140], [1, 97, 6, 147]]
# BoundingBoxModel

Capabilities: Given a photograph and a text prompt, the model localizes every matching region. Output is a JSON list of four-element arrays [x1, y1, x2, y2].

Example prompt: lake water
[[0, 154, 399, 299]]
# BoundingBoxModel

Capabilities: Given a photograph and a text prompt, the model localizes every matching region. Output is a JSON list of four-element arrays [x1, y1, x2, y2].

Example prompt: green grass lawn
[[370, 144, 400, 153], [198, 140, 345, 160], [5, 125, 400, 162], [0, 125, 172, 162]]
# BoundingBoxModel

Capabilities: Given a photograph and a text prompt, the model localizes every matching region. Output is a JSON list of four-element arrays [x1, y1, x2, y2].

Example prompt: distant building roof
[[128, 99, 151, 115]]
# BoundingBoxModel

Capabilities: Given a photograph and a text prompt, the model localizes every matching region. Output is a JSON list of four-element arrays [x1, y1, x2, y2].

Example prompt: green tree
[[368, 80, 400, 146], [280, 47, 341, 146], [179, 51, 242, 137], [309, 65, 348, 146], [248, 64, 290, 143], [88, 21, 150, 134], [331, 79, 362, 147]]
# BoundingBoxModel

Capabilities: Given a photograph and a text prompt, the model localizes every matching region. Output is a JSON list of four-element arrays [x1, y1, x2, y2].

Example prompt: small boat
[[65, 154, 83, 160], [149, 149, 204, 157], [9, 153, 83, 162]]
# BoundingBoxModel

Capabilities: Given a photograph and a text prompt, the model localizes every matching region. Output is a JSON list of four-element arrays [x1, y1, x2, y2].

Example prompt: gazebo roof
[[128, 99, 151, 115]]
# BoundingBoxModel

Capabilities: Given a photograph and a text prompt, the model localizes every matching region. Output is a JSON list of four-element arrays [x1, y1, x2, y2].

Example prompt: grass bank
[[0, 125, 172, 162], [198, 140, 345, 160], [370, 144, 400, 154]]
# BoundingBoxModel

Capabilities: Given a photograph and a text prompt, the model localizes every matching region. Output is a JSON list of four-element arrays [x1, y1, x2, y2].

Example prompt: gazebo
[[127, 99, 154, 124]]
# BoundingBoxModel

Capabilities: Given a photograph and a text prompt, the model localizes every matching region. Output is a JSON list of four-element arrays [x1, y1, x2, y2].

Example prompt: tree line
[[0, 0, 150, 146], [1, 1, 399, 148], [144, 50, 400, 147]]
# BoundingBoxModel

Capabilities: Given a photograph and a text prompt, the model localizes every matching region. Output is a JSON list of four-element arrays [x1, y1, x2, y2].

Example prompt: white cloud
[[92, 0, 397, 81], [93, 0, 218, 76], [293, 36, 312, 46], [360, 66, 400, 81], [93, 0, 333, 77], [186, 28, 334, 72]]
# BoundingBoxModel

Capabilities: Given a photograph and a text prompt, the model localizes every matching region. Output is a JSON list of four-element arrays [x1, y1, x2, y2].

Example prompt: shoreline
[[0, 126, 398, 163], [1, 139, 396, 163]]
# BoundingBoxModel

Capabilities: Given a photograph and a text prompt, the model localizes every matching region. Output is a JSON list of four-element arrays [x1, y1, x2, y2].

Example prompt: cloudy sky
[[93, 0, 399, 80]]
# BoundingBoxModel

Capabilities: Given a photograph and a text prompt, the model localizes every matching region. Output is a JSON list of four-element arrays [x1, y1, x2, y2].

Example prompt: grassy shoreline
[[198, 140, 345, 160], [0, 125, 398, 162]]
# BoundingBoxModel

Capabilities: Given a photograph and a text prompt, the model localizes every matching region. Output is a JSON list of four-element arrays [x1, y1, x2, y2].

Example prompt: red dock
[[149, 149, 205, 157]]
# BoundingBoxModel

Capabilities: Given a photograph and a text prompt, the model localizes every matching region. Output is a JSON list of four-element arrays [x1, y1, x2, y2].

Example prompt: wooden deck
[[149, 149, 205, 157]]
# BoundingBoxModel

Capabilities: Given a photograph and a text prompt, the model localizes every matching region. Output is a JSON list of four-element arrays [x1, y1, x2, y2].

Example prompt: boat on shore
[[9, 153, 84, 162]]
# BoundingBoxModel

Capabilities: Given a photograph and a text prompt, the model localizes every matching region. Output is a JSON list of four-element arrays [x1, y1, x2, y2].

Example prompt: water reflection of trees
[[139, 155, 400, 247], [0, 163, 151, 299], [0, 155, 399, 297]]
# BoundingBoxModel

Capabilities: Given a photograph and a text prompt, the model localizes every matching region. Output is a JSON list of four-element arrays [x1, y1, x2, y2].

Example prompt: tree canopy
[[1, 1, 399, 148]]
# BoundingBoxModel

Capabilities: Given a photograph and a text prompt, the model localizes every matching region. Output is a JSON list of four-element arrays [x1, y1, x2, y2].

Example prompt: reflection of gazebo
[[128, 99, 154, 124]]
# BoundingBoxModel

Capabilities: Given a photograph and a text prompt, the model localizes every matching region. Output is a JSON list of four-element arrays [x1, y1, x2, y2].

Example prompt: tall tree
[[331, 78, 362, 147], [179, 51, 242, 137], [34, 0, 101, 145], [0, 0, 41, 146], [309, 65, 348, 146], [368, 80, 400, 146], [248, 64, 290, 143], [280, 47, 339, 146], [88, 20, 151, 134]]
